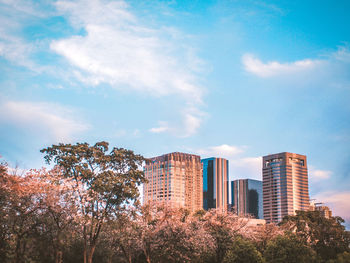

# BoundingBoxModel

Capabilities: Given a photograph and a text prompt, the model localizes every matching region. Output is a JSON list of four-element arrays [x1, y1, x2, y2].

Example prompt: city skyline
[[0, 0, 349, 227]]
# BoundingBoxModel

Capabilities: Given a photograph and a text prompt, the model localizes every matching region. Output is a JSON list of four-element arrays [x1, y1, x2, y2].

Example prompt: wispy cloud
[[242, 47, 350, 80], [230, 157, 262, 180], [149, 107, 204, 137], [242, 53, 322, 77], [0, 100, 89, 142], [0, 0, 52, 71], [51, 0, 206, 136], [309, 166, 332, 180], [149, 121, 169, 134], [196, 144, 245, 158], [194, 145, 262, 180]]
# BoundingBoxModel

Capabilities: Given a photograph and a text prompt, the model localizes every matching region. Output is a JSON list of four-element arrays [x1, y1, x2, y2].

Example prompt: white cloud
[[149, 121, 169, 134], [0, 0, 52, 71], [149, 107, 203, 137], [196, 144, 245, 159], [230, 157, 262, 181], [0, 32, 38, 70], [0, 100, 89, 141], [242, 53, 323, 77], [194, 145, 262, 180], [0, 0, 49, 18], [313, 191, 350, 226], [51, 0, 205, 136], [309, 167, 332, 180]]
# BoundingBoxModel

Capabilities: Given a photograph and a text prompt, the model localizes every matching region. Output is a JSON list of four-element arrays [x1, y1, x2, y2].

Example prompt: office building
[[263, 152, 310, 224], [143, 152, 203, 212], [309, 201, 332, 219], [231, 179, 263, 219], [201, 158, 229, 211]]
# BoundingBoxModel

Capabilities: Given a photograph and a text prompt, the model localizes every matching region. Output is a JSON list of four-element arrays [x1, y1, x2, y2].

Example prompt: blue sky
[[0, 0, 349, 225]]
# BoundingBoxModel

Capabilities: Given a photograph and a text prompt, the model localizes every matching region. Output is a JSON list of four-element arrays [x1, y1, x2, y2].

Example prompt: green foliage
[[223, 237, 263, 263], [264, 234, 317, 263], [41, 142, 146, 208], [41, 142, 146, 263], [280, 210, 350, 262], [327, 252, 350, 263]]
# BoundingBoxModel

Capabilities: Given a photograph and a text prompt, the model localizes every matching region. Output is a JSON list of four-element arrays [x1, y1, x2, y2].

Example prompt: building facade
[[143, 152, 203, 212], [231, 179, 263, 219], [310, 201, 333, 219], [201, 158, 229, 211], [263, 152, 310, 224]]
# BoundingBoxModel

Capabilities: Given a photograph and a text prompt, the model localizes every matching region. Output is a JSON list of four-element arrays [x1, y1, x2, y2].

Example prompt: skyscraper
[[201, 158, 229, 211], [143, 152, 203, 212], [263, 152, 310, 224], [231, 179, 263, 219]]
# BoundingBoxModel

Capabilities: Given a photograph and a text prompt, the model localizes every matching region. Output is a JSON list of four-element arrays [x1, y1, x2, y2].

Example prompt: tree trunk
[[15, 237, 25, 263], [83, 245, 87, 263], [107, 253, 113, 263], [55, 250, 63, 263], [87, 245, 96, 263], [83, 225, 87, 263]]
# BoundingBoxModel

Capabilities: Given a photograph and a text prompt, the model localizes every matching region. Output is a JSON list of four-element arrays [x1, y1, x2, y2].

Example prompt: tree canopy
[[280, 210, 350, 262], [40, 142, 146, 263]]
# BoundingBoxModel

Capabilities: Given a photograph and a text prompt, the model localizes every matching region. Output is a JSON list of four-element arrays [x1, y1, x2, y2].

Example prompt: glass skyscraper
[[231, 179, 263, 219], [201, 157, 229, 211], [263, 152, 310, 224]]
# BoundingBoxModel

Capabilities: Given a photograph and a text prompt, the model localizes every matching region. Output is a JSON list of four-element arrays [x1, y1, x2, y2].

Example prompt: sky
[[0, 0, 349, 226]]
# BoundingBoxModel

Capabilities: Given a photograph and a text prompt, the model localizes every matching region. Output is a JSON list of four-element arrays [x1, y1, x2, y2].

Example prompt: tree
[[41, 142, 146, 263], [0, 167, 47, 263], [280, 210, 350, 261], [245, 223, 283, 253], [101, 208, 143, 263], [30, 168, 78, 263], [201, 209, 249, 263], [264, 234, 317, 263], [327, 252, 350, 263], [223, 237, 263, 263], [0, 160, 10, 261], [0, 165, 78, 263]]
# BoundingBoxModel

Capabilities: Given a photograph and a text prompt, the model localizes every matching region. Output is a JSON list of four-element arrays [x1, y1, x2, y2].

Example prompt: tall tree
[[201, 209, 249, 263], [41, 142, 145, 263], [280, 210, 350, 262]]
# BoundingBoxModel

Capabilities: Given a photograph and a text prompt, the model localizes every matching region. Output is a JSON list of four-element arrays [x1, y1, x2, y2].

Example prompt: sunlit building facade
[[201, 158, 229, 211], [231, 179, 263, 219], [143, 152, 203, 212], [309, 201, 332, 219], [263, 152, 310, 223]]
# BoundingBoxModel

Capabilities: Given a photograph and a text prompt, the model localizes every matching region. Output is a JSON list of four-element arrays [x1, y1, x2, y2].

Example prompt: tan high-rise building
[[143, 152, 203, 212], [309, 201, 333, 219], [263, 152, 310, 224]]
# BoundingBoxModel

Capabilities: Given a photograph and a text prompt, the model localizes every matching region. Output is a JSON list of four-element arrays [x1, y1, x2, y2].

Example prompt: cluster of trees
[[0, 142, 349, 263]]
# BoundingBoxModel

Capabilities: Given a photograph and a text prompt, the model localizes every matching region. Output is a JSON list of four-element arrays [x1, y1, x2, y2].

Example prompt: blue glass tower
[[201, 158, 229, 211], [231, 179, 263, 219]]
